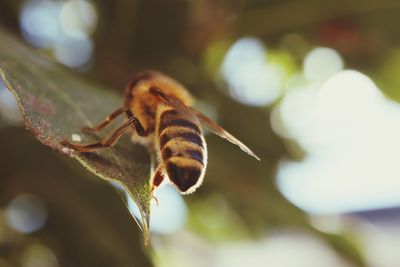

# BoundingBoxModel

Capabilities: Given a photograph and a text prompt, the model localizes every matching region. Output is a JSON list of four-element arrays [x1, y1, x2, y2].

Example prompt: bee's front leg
[[82, 106, 129, 133], [61, 116, 147, 152]]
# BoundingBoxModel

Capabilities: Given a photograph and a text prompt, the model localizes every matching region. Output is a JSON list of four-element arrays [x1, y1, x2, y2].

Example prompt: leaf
[[0, 27, 152, 243]]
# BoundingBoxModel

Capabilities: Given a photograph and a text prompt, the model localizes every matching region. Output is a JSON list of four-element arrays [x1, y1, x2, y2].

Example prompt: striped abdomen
[[157, 109, 207, 194]]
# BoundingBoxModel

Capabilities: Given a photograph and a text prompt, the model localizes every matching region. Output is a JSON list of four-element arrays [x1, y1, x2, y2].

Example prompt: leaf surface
[[0, 27, 152, 243]]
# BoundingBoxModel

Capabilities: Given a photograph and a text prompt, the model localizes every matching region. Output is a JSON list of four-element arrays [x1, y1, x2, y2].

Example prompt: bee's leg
[[150, 163, 165, 192], [126, 111, 148, 136], [82, 107, 129, 132], [61, 116, 147, 152]]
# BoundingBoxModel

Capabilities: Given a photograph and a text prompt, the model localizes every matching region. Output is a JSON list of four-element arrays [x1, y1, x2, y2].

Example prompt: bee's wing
[[191, 109, 260, 161], [150, 86, 197, 121]]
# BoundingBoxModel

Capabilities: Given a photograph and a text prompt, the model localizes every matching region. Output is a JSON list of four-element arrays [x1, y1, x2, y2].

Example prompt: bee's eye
[[149, 86, 163, 96], [149, 87, 169, 102]]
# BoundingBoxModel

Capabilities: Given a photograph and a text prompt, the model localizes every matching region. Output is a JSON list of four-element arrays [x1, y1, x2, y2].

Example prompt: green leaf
[[0, 27, 152, 243]]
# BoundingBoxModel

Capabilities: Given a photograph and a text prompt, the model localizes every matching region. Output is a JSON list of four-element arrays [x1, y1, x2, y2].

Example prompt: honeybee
[[62, 71, 260, 194]]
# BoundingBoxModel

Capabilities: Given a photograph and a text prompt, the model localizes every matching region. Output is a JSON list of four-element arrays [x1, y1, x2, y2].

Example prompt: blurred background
[[1, 0, 400, 266]]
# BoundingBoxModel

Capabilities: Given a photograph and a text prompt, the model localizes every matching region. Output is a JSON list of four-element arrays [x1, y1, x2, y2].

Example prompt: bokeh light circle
[[221, 37, 282, 106], [60, 0, 98, 38], [304, 47, 344, 82], [5, 194, 48, 234]]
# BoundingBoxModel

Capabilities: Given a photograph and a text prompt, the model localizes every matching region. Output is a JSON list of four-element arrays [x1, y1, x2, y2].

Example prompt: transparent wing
[[149, 86, 198, 121], [191, 109, 260, 161]]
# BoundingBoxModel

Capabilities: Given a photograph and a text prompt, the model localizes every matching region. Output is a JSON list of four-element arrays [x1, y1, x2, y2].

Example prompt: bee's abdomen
[[165, 157, 203, 193], [158, 110, 205, 161], [161, 139, 204, 164], [158, 109, 201, 134], [158, 109, 207, 193]]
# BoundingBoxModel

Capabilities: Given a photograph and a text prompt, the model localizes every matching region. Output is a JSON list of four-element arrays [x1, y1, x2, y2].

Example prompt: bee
[[62, 71, 260, 194]]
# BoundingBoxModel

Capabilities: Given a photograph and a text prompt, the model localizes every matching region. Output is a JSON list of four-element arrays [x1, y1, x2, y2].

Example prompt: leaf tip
[[141, 208, 151, 246]]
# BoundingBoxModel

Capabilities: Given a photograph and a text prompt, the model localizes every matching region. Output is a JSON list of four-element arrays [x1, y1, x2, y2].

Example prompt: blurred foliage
[[2, 0, 400, 266]]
